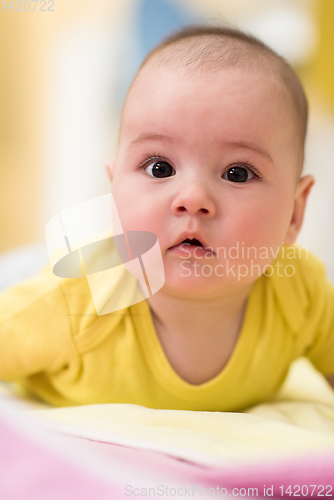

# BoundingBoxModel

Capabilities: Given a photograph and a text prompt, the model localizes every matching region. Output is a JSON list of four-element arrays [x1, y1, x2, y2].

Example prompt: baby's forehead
[[120, 63, 301, 171], [122, 61, 290, 130], [123, 34, 305, 137]]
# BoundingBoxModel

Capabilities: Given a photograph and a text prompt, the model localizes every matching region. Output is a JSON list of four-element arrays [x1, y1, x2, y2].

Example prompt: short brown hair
[[121, 23, 308, 178]]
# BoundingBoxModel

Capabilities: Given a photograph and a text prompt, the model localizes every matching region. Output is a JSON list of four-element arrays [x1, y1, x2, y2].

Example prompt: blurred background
[[0, 0, 334, 284]]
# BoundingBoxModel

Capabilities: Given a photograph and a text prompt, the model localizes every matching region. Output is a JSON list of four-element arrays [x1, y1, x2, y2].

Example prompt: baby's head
[[107, 25, 315, 297]]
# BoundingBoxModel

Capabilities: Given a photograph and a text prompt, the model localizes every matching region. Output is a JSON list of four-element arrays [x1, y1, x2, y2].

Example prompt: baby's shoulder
[[273, 244, 327, 291], [267, 244, 330, 334]]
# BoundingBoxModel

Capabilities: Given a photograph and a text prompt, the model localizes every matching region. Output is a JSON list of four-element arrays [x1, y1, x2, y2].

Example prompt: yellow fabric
[[1, 244, 334, 411]]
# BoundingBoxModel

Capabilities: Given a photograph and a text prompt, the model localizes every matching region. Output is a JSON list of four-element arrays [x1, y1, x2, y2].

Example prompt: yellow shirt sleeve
[[301, 254, 334, 376], [0, 263, 79, 381]]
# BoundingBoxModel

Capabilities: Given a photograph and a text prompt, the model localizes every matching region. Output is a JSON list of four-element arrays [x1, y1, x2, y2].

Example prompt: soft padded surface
[[1, 357, 334, 499], [23, 358, 334, 464]]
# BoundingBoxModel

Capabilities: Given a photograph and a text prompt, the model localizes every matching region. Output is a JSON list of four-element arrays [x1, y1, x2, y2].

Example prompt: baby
[[1, 24, 334, 410]]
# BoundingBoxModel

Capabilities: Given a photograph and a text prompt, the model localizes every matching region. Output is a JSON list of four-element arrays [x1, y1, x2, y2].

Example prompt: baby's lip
[[169, 231, 214, 253]]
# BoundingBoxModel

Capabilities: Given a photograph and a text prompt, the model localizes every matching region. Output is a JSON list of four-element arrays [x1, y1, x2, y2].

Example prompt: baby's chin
[[160, 264, 254, 299]]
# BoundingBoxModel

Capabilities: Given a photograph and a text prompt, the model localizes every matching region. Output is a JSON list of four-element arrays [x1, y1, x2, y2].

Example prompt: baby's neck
[[147, 282, 254, 385]]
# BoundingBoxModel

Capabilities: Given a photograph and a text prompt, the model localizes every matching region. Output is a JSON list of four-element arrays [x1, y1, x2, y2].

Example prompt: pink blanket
[[1, 396, 334, 500]]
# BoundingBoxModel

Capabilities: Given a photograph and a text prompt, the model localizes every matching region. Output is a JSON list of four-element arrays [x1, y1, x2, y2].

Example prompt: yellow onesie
[[0, 244, 334, 410]]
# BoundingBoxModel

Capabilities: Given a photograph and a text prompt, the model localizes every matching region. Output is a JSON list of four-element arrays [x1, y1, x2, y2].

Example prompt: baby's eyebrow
[[127, 134, 175, 151], [224, 141, 274, 164], [127, 134, 274, 165]]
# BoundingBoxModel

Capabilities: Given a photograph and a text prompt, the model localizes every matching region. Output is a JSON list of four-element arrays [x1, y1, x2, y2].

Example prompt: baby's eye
[[144, 160, 175, 178], [223, 165, 256, 183]]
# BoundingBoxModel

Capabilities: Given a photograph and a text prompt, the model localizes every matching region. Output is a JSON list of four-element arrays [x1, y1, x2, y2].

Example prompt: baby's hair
[[122, 23, 308, 179]]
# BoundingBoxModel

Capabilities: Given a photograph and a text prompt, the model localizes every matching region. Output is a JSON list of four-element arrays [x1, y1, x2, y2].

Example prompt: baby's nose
[[171, 183, 216, 217]]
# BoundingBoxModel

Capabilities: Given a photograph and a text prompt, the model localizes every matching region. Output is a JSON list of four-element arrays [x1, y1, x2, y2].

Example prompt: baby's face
[[111, 65, 301, 297]]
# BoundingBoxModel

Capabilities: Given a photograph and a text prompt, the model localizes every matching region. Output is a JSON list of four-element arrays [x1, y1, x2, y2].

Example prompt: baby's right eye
[[144, 161, 175, 178]]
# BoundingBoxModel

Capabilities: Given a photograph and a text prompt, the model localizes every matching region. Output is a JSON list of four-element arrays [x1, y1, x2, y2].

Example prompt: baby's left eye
[[223, 165, 256, 183]]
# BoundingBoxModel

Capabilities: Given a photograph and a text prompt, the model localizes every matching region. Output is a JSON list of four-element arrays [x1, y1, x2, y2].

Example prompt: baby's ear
[[106, 161, 116, 182], [284, 174, 315, 246]]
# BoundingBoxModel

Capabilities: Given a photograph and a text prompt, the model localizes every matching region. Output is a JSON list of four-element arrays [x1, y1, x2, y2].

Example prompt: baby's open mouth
[[181, 238, 203, 247], [168, 232, 215, 255], [169, 238, 215, 257]]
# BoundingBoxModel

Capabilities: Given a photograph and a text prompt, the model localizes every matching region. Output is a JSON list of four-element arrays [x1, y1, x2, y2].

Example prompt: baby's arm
[[0, 265, 73, 382], [298, 252, 334, 387]]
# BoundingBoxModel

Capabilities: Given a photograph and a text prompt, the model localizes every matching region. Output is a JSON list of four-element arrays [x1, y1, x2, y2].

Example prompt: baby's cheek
[[112, 185, 138, 229], [112, 199, 158, 237], [228, 202, 287, 255]]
